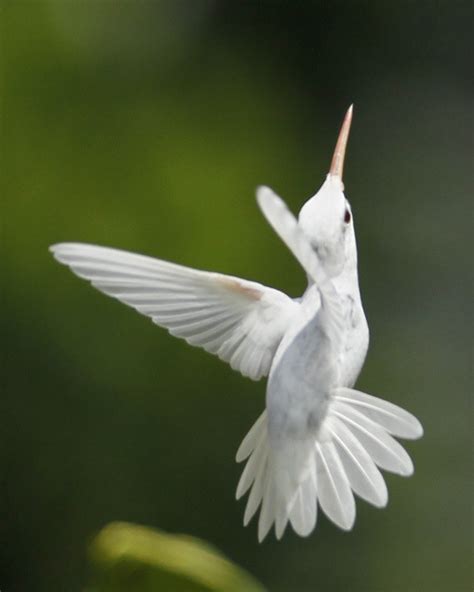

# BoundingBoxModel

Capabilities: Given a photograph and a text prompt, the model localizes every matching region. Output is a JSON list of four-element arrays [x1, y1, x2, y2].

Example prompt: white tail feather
[[329, 416, 388, 507], [258, 473, 276, 542], [316, 441, 356, 530], [333, 387, 423, 439], [331, 402, 414, 476], [236, 388, 422, 541], [235, 411, 266, 462], [288, 471, 317, 538], [236, 429, 267, 500]]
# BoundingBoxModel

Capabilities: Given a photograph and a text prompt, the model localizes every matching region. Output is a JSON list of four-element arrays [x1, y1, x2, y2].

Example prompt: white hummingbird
[[50, 106, 423, 542]]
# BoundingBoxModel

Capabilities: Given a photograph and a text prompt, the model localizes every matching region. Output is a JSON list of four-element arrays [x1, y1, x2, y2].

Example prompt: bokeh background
[[2, 1, 471, 591]]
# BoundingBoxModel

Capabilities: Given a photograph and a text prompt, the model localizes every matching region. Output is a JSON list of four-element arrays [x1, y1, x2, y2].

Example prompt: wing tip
[[256, 185, 270, 209], [49, 242, 72, 263], [49, 241, 88, 259], [49, 242, 64, 256], [255, 184, 271, 197], [256, 185, 283, 211]]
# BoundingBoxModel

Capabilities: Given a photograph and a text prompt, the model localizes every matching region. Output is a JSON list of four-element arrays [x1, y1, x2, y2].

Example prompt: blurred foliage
[[88, 522, 265, 592], [1, 1, 471, 592]]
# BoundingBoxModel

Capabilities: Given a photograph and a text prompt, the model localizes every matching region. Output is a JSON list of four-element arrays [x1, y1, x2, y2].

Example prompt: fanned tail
[[236, 388, 423, 541]]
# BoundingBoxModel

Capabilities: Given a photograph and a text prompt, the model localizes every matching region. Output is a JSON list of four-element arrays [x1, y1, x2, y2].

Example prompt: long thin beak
[[329, 105, 353, 182]]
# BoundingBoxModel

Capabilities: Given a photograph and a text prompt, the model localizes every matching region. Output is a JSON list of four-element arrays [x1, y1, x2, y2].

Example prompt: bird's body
[[268, 276, 368, 439], [50, 107, 423, 541]]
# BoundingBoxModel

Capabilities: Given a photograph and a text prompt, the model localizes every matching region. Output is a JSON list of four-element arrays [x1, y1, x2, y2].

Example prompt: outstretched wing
[[50, 243, 299, 380]]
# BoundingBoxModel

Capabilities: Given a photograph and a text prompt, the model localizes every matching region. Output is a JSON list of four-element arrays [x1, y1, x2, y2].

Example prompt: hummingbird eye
[[344, 209, 351, 224]]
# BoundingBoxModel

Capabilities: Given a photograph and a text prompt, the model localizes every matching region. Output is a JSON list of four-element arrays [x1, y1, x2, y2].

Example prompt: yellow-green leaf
[[88, 522, 266, 592]]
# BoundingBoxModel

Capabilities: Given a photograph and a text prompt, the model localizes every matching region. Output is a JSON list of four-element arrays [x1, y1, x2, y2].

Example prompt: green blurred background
[[2, 1, 471, 591]]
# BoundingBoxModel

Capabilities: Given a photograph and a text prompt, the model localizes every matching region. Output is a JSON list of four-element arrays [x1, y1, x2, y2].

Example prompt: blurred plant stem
[[88, 522, 266, 592]]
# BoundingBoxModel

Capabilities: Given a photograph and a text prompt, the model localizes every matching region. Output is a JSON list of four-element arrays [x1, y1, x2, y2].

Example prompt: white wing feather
[[256, 186, 345, 345], [50, 242, 299, 380]]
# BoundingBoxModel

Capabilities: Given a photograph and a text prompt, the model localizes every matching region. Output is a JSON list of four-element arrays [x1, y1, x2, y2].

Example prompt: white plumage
[[51, 241, 297, 381], [50, 106, 423, 541]]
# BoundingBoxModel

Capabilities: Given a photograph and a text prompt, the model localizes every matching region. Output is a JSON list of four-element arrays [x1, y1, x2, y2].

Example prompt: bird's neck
[[332, 265, 362, 301], [333, 233, 361, 301], [305, 252, 361, 302]]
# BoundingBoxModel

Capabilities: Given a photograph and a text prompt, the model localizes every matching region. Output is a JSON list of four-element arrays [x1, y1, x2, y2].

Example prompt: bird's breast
[[266, 288, 368, 445], [266, 311, 335, 444]]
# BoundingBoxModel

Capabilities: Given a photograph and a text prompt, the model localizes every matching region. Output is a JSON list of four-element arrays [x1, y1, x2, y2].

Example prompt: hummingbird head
[[298, 106, 357, 278]]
